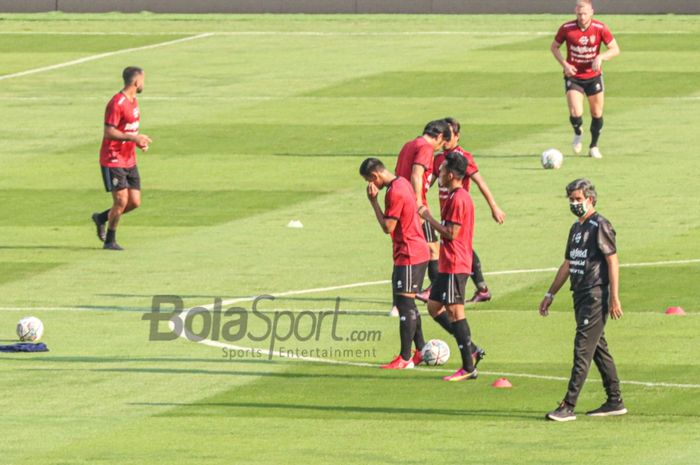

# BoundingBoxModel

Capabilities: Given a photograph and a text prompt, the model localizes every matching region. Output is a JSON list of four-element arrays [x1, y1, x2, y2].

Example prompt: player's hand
[[135, 134, 152, 150], [491, 206, 506, 224], [539, 295, 553, 317], [609, 296, 623, 320], [366, 182, 379, 201], [592, 56, 603, 72], [563, 62, 577, 77]]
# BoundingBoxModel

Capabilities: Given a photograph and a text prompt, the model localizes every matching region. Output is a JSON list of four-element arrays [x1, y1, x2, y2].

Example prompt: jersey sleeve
[[601, 24, 614, 45], [444, 193, 465, 226], [414, 144, 433, 170], [464, 151, 479, 177], [104, 98, 122, 127], [384, 187, 402, 220], [597, 219, 617, 256], [554, 24, 567, 44]]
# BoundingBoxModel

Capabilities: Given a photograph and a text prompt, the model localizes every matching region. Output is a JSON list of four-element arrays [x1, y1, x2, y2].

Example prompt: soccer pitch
[[1, 12, 699, 464]]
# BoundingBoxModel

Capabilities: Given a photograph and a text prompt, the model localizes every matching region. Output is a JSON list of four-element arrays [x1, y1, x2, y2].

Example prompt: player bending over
[[360, 157, 430, 369]]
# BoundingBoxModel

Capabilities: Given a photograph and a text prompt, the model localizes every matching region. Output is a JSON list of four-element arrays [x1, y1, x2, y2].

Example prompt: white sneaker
[[388, 306, 399, 317], [572, 134, 583, 154], [589, 146, 603, 158]]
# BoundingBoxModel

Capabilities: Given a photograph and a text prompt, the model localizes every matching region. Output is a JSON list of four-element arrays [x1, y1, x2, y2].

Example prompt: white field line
[[0, 33, 213, 82], [0, 31, 692, 36], [167, 257, 700, 390], [2, 258, 699, 313]]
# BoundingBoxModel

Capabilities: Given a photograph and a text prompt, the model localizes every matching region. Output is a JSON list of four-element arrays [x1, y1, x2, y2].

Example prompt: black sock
[[590, 116, 603, 147], [396, 295, 417, 361], [471, 250, 487, 290], [427, 260, 439, 287], [451, 319, 475, 372], [413, 310, 425, 351], [570, 115, 583, 136], [432, 311, 453, 335], [97, 209, 110, 224], [105, 229, 116, 244]]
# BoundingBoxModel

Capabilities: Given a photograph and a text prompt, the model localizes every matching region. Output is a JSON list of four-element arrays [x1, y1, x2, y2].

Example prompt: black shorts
[[101, 165, 141, 192], [392, 261, 428, 295], [429, 273, 469, 305], [422, 221, 438, 243], [564, 75, 604, 96]]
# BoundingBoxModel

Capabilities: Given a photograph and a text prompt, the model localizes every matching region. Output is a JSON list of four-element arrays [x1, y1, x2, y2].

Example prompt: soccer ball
[[421, 339, 450, 366], [541, 148, 564, 169], [16, 316, 44, 342]]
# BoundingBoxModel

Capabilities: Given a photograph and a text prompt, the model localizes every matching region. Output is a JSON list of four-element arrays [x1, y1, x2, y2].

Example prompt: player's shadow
[[131, 401, 537, 420]]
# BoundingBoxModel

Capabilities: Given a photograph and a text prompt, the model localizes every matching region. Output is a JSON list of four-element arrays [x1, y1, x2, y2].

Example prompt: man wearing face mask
[[539, 178, 626, 421]]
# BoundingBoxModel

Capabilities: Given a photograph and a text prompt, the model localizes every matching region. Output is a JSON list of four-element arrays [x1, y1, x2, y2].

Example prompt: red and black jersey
[[433, 146, 478, 210], [395, 136, 435, 207], [384, 177, 431, 266], [438, 187, 474, 274], [565, 213, 617, 293], [99, 92, 141, 168], [555, 19, 614, 80]]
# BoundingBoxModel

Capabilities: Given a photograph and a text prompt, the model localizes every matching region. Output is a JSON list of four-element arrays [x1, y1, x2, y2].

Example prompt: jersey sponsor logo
[[124, 122, 140, 132], [569, 247, 588, 260], [570, 45, 598, 54]]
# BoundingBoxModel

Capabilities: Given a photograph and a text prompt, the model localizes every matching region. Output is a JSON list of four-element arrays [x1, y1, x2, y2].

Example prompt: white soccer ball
[[421, 339, 450, 366], [17, 316, 44, 342], [541, 148, 564, 169]]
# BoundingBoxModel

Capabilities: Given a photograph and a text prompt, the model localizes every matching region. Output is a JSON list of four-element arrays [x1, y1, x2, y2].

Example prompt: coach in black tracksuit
[[539, 178, 627, 422]]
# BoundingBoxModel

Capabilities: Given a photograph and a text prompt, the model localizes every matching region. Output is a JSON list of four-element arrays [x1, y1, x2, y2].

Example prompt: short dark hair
[[443, 117, 461, 135], [359, 157, 385, 177], [566, 178, 598, 205], [423, 119, 451, 142], [444, 152, 467, 180], [122, 66, 143, 85]]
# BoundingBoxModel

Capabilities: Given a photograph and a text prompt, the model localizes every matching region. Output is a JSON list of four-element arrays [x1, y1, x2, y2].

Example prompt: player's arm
[[104, 124, 152, 149], [550, 40, 577, 77], [593, 38, 620, 71], [471, 172, 505, 224], [417, 205, 459, 240], [410, 164, 425, 208], [605, 253, 623, 320], [539, 260, 570, 317], [366, 183, 396, 234]]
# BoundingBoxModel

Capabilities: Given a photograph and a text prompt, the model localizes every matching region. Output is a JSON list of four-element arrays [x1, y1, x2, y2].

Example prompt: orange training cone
[[665, 306, 686, 315], [492, 377, 512, 388]]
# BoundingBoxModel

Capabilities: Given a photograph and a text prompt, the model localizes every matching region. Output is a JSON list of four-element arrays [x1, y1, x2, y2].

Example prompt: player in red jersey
[[393, 119, 451, 311], [550, 0, 620, 158], [360, 157, 430, 369], [91, 67, 152, 250], [423, 117, 505, 303], [418, 153, 482, 381]]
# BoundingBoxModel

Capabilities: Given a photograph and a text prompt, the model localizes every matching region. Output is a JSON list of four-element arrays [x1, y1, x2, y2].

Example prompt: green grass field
[[1, 12, 699, 465]]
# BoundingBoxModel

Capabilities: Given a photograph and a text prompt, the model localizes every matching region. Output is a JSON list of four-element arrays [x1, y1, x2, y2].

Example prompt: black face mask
[[569, 201, 588, 218]]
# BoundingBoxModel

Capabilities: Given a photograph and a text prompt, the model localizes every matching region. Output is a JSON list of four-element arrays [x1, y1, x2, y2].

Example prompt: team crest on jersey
[[579, 35, 589, 45], [133, 108, 140, 118], [589, 35, 596, 44]]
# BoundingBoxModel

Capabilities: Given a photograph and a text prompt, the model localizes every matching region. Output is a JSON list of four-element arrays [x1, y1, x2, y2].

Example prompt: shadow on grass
[[130, 400, 538, 420]]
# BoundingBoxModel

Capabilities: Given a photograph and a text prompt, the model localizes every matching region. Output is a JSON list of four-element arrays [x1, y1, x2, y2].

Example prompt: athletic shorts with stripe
[[429, 273, 469, 305], [392, 261, 429, 295], [422, 221, 438, 243]]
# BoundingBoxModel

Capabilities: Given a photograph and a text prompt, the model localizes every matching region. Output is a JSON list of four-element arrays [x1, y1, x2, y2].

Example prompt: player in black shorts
[[92, 67, 151, 250], [539, 178, 626, 421]]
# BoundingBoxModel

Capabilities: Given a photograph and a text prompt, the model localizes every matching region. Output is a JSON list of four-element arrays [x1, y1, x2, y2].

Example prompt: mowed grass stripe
[[0, 189, 325, 226], [308, 71, 700, 98]]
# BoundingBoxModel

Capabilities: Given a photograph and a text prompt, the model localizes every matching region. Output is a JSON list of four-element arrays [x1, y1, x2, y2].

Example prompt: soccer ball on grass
[[421, 339, 450, 366], [17, 316, 44, 342], [541, 148, 564, 169]]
